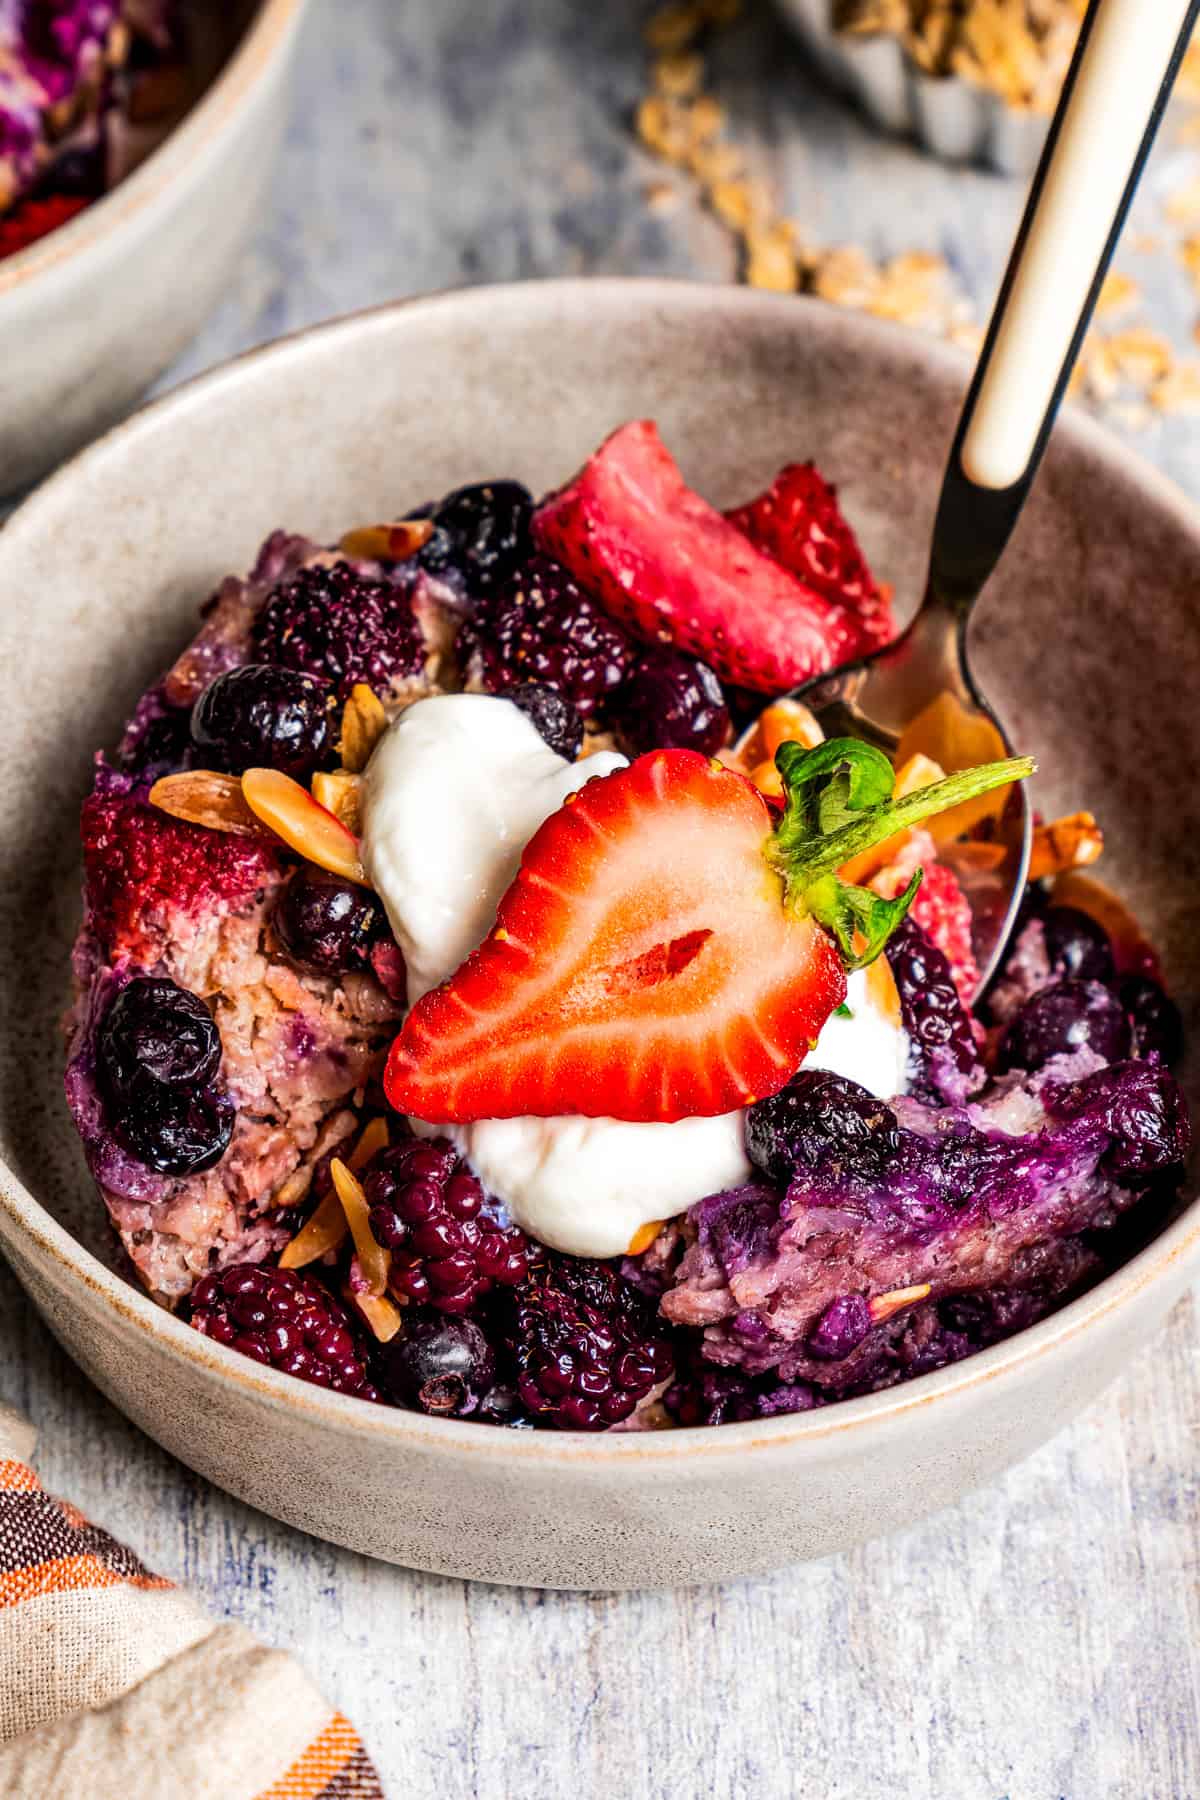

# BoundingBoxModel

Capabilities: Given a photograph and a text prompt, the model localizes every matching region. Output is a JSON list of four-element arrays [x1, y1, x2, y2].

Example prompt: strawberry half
[[726, 462, 894, 656], [386, 740, 1033, 1126], [533, 421, 867, 693]]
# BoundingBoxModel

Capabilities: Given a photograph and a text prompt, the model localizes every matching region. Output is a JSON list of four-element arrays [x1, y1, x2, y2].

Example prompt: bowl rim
[[1, 275, 1197, 1465], [0, 0, 306, 297]]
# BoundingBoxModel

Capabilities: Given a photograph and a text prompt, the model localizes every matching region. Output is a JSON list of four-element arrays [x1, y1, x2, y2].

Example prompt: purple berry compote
[[64, 460, 1192, 1433]]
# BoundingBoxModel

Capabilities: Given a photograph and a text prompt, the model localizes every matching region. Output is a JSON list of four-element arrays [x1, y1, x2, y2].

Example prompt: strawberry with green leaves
[[385, 740, 1033, 1126]]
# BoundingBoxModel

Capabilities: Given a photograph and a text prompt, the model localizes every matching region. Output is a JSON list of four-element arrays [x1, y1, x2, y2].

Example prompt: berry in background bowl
[[0, 282, 1196, 1588]]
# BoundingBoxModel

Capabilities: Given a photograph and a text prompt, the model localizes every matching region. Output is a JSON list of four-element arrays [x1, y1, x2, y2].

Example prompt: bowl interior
[[0, 281, 1196, 1283]]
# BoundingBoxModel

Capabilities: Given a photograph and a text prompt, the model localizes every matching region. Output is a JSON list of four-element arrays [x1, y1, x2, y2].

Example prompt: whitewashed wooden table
[[3, 3, 1199, 1795]]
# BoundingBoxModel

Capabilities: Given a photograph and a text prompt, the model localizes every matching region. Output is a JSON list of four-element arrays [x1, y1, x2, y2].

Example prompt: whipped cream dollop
[[361, 693, 907, 1257]]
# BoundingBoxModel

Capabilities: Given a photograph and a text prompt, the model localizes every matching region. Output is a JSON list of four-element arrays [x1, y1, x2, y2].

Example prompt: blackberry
[[98, 978, 234, 1176], [251, 560, 425, 697], [746, 1069, 902, 1190], [1043, 904, 1116, 985], [461, 554, 633, 719], [417, 480, 533, 595], [273, 867, 387, 977], [615, 649, 730, 757], [190, 664, 336, 780], [1120, 974, 1184, 1067], [504, 1255, 673, 1430], [190, 1264, 379, 1399], [363, 1139, 529, 1314], [504, 680, 584, 761], [376, 1311, 496, 1416], [999, 978, 1130, 1074], [887, 916, 984, 1105]]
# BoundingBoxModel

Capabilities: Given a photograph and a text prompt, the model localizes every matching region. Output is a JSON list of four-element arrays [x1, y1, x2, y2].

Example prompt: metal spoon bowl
[[788, 0, 1200, 992]]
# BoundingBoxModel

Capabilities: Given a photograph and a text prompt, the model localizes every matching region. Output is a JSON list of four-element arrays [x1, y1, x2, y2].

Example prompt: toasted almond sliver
[[149, 771, 263, 836], [868, 1283, 932, 1325], [349, 1116, 390, 1172], [339, 684, 389, 774], [331, 1157, 391, 1296], [242, 768, 367, 884], [279, 1188, 349, 1270], [1029, 811, 1104, 882], [350, 1290, 405, 1344], [311, 769, 363, 836], [338, 519, 434, 563], [627, 1220, 666, 1256]]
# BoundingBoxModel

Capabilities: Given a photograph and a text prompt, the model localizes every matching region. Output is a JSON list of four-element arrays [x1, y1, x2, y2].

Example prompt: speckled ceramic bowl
[[0, 0, 308, 498], [0, 281, 1196, 1591]]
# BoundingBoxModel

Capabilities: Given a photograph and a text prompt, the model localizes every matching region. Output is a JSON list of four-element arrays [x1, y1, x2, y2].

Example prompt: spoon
[[791, 0, 1200, 990]]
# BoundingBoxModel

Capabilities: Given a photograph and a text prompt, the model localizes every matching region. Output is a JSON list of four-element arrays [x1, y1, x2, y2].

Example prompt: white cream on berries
[[361, 694, 907, 1258]]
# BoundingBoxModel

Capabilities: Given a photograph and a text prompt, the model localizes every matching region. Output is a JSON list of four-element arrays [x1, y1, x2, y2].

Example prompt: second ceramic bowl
[[0, 0, 308, 498], [0, 281, 1196, 1589]]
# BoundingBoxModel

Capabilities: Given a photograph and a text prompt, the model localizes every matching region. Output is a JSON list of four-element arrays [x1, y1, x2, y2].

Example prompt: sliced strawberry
[[386, 741, 1032, 1127], [387, 751, 847, 1124], [532, 421, 865, 693], [726, 461, 895, 656], [0, 194, 88, 260]]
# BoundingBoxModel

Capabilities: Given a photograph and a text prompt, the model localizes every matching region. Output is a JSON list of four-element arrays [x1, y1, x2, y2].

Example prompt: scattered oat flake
[[745, 225, 799, 291], [1167, 174, 1200, 222], [644, 2, 704, 54], [643, 179, 680, 213], [1152, 359, 1200, 413], [1096, 271, 1140, 319], [1108, 327, 1173, 384], [636, 94, 691, 164], [653, 50, 704, 97]]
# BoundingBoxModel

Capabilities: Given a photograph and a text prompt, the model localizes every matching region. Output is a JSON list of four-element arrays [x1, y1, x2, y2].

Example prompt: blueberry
[[98, 978, 234, 1176], [615, 649, 730, 758], [503, 680, 584, 760], [1120, 975, 1184, 1067], [190, 664, 336, 780], [746, 1069, 902, 1189], [418, 481, 533, 594], [273, 868, 385, 977], [116, 1087, 236, 1176], [1048, 1062, 1190, 1182], [99, 978, 222, 1097], [1043, 905, 1116, 985], [999, 979, 1131, 1074], [377, 1312, 497, 1416]]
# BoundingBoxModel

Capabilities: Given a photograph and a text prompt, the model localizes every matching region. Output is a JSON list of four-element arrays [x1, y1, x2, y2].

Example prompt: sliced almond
[[279, 1188, 349, 1270], [330, 1157, 390, 1296], [627, 1220, 666, 1256], [338, 518, 434, 563], [311, 769, 363, 836], [339, 684, 389, 774], [868, 1283, 932, 1325], [731, 697, 825, 779], [349, 1116, 390, 1172], [348, 1289, 404, 1344], [242, 768, 368, 884], [149, 771, 263, 836], [1029, 811, 1104, 882]]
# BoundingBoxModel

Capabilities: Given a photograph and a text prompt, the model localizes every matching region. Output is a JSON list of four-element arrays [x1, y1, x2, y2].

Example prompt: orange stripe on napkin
[[0, 1459, 41, 1495], [254, 1711, 382, 1800], [0, 1552, 173, 1610]]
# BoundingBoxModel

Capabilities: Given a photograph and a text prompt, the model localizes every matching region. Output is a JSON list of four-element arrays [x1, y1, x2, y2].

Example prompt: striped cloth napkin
[[0, 1403, 383, 1799]]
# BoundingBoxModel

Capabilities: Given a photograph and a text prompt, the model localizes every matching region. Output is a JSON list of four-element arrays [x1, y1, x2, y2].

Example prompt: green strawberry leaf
[[766, 737, 1034, 971]]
